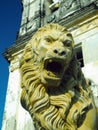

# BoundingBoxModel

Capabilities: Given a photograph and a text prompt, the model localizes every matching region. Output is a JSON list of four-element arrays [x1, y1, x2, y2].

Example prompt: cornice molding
[[3, 1, 98, 63]]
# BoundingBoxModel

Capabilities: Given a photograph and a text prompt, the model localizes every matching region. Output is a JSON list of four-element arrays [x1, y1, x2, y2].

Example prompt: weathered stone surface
[[2, 69, 21, 130], [20, 23, 98, 130]]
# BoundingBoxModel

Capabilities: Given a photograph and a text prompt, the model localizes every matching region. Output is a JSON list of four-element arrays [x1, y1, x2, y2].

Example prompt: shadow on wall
[[88, 79, 98, 107]]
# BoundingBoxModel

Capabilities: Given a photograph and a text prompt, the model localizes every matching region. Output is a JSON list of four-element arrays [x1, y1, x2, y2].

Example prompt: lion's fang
[[49, 59, 52, 63]]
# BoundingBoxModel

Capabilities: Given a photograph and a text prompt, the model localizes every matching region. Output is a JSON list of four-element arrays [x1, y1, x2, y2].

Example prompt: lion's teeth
[[47, 71, 56, 77], [49, 59, 52, 63]]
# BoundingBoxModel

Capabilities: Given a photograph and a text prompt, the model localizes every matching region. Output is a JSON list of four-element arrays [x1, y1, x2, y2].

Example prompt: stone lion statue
[[20, 23, 98, 130]]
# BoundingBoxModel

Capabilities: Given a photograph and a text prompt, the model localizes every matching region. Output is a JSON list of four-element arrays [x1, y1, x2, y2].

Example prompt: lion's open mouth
[[44, 58, 64, 77]]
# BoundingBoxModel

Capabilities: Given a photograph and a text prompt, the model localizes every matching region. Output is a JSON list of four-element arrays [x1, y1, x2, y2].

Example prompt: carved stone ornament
[[20, 23, 98, 130]]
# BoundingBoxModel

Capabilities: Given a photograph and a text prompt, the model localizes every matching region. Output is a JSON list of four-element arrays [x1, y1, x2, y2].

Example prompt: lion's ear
[[23, 44, 33, 62]]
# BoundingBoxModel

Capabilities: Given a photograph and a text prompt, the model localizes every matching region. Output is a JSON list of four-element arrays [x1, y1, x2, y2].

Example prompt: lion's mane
[[20, 24, 94, 130]]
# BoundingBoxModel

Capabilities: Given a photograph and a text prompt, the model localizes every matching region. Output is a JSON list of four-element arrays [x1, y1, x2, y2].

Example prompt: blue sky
[[0, 0, 22, 129]]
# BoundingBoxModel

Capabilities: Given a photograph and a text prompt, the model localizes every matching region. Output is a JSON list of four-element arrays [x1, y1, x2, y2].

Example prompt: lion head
[[20, 23, 97, 130]]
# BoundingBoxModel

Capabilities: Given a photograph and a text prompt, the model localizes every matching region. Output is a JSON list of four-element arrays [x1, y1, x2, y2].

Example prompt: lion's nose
[[53, 49, 66, 56]]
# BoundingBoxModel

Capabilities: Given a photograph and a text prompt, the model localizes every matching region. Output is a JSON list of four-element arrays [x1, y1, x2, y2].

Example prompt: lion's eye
[[44, 36, 52, 43], [66, 33, 72, 38], [46, 38, 51, 42], [63, 40, 72, 47]]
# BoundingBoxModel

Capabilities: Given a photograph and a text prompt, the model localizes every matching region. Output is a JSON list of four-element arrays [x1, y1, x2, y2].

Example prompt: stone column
[[2, 53, 35, 130], [2, 56, 21, 130]]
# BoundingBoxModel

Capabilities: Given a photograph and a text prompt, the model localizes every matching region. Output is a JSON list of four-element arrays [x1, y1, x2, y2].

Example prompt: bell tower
[[2, 0, 98, 130], [19, 0, 42, 35]]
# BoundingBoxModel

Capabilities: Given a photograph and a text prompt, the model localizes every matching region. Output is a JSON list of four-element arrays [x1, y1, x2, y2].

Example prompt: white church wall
[[2, 69, 20, 130], [71, 16, 98, 107], [2, 52, 36, 130]]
